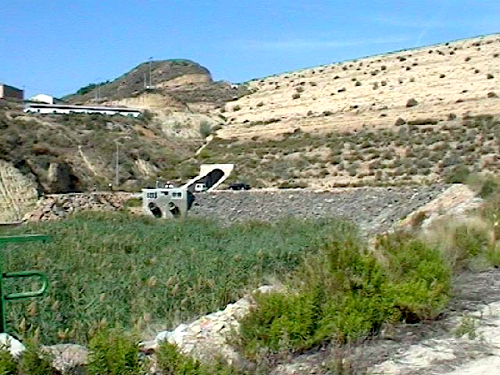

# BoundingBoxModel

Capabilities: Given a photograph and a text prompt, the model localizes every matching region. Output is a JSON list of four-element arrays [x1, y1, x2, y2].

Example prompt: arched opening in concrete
[[187, 168, 224, 192], [148, 202, 162, 218], [182, 164, 234, 192], [168, 201, 181, 218]]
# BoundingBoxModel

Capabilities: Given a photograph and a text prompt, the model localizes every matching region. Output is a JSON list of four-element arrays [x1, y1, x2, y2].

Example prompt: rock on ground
[[25, 192, 132, 221], [43, 344, 89, 373], [398, 184, 482, 230], [0, 333, 25, 358], [151, 286, 277, 365], [370, 300, 500, 375]]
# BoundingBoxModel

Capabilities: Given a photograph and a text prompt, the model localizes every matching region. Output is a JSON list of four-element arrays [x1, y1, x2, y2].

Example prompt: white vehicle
[[194, 183, 207, 192]]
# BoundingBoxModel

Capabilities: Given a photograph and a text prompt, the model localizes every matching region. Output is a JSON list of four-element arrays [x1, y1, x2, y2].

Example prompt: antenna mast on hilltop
[[149, 57, 153, 89]]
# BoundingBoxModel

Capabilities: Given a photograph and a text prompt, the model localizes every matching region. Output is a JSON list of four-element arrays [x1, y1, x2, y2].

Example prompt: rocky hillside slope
[[173, 33, 500, 189], [3, 33, 500, 214], [65, 59, 249, 110], [218, 33, 500, 140], [0, 160, 38, 223], [0, 100, 200, 196], [65, 59, 249, 138]]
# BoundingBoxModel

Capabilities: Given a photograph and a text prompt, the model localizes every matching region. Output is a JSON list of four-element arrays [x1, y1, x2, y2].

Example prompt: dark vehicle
[[228, 183, 251, 191]]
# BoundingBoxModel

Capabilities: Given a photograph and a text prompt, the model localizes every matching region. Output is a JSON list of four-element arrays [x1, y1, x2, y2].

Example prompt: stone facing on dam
[[190, 186, 447, 234]]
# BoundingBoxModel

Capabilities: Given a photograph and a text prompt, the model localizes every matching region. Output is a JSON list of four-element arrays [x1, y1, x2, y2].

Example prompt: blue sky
[[1, 0, 499, 98]]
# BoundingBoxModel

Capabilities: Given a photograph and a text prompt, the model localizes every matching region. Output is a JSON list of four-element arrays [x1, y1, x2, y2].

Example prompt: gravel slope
[[190, 186, 447, 234]]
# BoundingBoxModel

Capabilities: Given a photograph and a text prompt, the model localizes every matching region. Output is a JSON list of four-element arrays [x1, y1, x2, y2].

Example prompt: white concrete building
[[23, 103, 141, 117], [29, 94, 55, 104]]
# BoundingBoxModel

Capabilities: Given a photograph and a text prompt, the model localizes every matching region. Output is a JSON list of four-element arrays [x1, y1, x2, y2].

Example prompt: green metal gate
[[0, 235, 50, 333]]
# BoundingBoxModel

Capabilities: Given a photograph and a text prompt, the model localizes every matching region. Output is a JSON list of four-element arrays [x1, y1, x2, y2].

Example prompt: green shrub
[[237, 231, 451, 358], [406, 98, 419, 108], [18, 341, 54, 375], [376, 234, 451, 321], [486, 243, 500, 267], [87, 328, 144, 375], [445, 166, 470, 184], [122, 197, 142, 209], [479, 178, 499, 199], [0, 346, 17, 375], [156, 342, 242, 375], [156, 342, 206, 375], [199, 121, 213, 138], [467, 174, 500, 199], [407, 118, 438, 126], [453, 225, 491, 266], [139, 110, 154, 123]]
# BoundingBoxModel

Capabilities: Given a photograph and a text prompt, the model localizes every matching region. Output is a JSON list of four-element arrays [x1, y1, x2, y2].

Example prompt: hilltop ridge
[[65, 59, 249, 112]]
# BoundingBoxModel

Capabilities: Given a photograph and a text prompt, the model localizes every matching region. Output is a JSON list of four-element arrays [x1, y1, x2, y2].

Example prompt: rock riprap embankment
[[190, 186, 447, 234]]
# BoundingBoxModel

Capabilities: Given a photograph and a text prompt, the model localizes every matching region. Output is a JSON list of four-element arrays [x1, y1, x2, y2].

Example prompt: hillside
[[3, 33, 500, 215], [176, 33, 500, 189], [0, 99, 201, 221], [65, 59, 247, 108], [65, 59, 249, 138], [218, 34, 500, 139]]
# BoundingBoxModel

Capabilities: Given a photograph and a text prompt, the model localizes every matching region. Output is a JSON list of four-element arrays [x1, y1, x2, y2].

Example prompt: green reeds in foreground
[[0, 212, 350, 344]]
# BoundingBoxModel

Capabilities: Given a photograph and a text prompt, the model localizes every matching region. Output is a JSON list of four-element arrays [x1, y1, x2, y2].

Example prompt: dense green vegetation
[[233, 175, 500, 366], [156, 341, 245, 375], [0, 213, 346, 345], [236, 232, 451, 361]]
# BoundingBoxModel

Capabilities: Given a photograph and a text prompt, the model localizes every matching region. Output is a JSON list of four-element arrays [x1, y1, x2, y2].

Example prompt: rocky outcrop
[[0, 333, 26, 358], [25, 193, 132, 222], [143, 286, 277, 366], [398, 184, 483, 230], [46, 162, 80, 193], [66, 59, 246, 112], [0, 160, 38, 223], [43, 344, 89, 373]]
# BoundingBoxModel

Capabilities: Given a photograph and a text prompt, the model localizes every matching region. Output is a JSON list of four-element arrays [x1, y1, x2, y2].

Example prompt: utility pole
[[149, 57, 153, 88], [94, 77, 100, 100], [115, 142, 120, 188], [114, 136, 131, 189]]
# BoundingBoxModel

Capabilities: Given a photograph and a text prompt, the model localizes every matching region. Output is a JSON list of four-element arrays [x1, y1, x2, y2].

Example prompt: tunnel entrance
[[187, 168, 224, 192]]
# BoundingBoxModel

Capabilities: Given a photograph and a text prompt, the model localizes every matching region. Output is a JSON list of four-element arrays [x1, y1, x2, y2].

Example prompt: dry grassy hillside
[[218, 34, 500, 140], [182, 114, 500, 189]]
